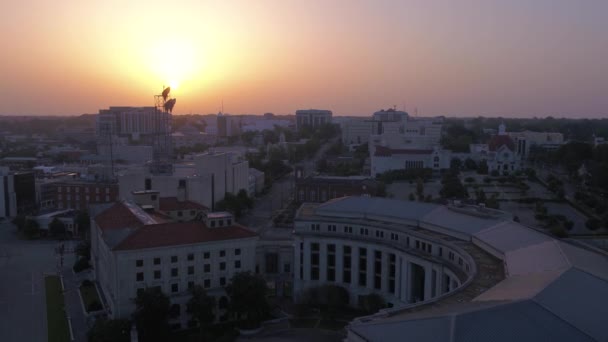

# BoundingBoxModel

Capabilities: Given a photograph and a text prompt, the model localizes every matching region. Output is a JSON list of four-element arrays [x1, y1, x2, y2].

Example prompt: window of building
[[219, 219, 224, 227], [154, 270, 161, 279], [265, 253, 279, 274], [171, 256, 178, 263], [136, 259, 143, 267], [188, 266, 194, 275], [235, 248, 241, 256], [234, 260, 241, 269], [177, 211, 183, 217], [145, 178, 152, 190], [171, 268, 178, 277], [220, 262, 226, 271], [204, 279, 211, 288], [187, 253, 194, 261], [283, 263, 290, 273], [204, 264, 210, 273], [210, 221, 216, 228], [136, 272, 144, 281], [220, 277, 226, 286], [311, 223, 320, 231], [227, 219, 232, 225], [154, 257, 161, 265], [203, 252, 210, 259], [190, 210, 195, 216], [219, 250, 226, 257], [188, 281, 194, 290], [171, 283, 179, 293]]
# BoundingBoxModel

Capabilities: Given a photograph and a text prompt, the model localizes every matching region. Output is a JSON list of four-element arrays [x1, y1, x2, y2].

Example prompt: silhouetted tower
[[153, 86, 175, 161]]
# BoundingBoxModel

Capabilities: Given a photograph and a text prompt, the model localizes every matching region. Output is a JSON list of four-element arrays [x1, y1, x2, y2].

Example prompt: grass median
[[45, 275, 70, 342]]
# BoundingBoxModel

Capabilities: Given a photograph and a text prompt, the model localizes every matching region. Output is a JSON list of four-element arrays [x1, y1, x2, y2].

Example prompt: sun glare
[[147, 38, 198, 92]]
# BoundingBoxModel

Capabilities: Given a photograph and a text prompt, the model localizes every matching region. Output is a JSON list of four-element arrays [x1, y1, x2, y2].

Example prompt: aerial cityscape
[[1, 1, 608, 342]]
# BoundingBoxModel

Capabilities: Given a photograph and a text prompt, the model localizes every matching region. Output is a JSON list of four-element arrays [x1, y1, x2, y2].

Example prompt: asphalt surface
[[0, 221, 57, 342]]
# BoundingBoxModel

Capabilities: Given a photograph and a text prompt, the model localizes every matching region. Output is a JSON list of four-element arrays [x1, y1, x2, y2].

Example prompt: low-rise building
[[91, 199, 258, 328], [295, 175, 380, 203], [54, 180, 119, 211], [370, 146, 450, 177], [0, 167, 36, 218]]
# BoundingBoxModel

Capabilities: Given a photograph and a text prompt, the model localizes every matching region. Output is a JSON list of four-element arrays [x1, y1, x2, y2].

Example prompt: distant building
[[54, 180, 119, 211], [370, 146, 450, 177], [118, 152, 250, 209], [295, 173, 381, 203], [216, 113, 242, 137], [248, 168, 265, 195], [0, 167, 36, 218], [295, 109, 332, 131]]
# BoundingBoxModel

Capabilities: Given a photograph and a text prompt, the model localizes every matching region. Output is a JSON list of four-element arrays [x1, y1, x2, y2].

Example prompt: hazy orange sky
[[1, 0, 607, 117]]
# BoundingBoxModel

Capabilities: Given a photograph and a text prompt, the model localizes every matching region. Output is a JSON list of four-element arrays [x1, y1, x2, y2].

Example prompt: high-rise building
[[295, 109, 333, 131], [0, 167, 36, 218]]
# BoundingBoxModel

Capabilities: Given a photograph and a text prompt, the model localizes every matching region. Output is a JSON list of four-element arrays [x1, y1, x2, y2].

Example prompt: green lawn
[[45, 276, 70, 342], [79, 283, 101, 312]]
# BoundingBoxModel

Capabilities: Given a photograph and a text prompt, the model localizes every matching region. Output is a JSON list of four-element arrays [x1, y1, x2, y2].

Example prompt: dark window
[[235, 248, 241, 256], [204, 279, 210, 288], [177, 211, 183, 217], [220, 262, 226, 271], [136, 259, 143, 267], [145, 178, 151, 190], [234, 260, 241, 269], [154, 270, 161, 279], [178, 179, 186, 187], [204, 264, 210, 273], [171, 283, 179, 293], [283, 263, 290, 273], [265, 253, 279, 274], [171, 268, 178, 277], [171, 256, 178, 263], [227, 219, 232, 225], [219, 250, 226, 257], [203, 252, 210, 259], [187, 253, 194, 261], [220, 277, 226, 286], [188, 266, 194, 275], [136, 272, 144, 281], [154, 257, 161, 265], [188, 281, 194, 290]]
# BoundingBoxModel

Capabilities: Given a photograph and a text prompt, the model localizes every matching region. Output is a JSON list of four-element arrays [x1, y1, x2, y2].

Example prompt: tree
[[49, 218, 66, 239], [23, 219, 39, 239], [12, 215, 26, 231], [450, 158, 462, 171], [226, 272, 270, 329], [187, 285, 216, 340], [464, 158, 477, 170], [76, 211, 91, 236], [477, 160, 489, 175], [88, 319, 131, 342], [415, 178, 424, 198], [133, 287, 171, 342], [359, 293, 386, 314], [440, 173, 467, 199], [76, 240, 91, 260]]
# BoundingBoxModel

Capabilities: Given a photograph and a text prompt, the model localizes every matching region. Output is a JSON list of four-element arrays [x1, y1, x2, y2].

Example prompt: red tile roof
[[374, 145, 433, 157], [113, 222, 257, 251], [94, 202, 143, 231], [488, 135, 515, 151], [159, 197, 208, 212]]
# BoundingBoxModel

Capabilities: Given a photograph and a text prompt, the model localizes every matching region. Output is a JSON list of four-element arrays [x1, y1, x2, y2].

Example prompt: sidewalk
[[61, 253, 92, 342]]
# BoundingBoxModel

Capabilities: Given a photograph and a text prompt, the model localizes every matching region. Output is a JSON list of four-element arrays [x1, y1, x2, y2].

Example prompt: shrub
[[490, 170, 499, 177], [464, 177, 475, 183], [550, 226, 568, 238], [88, 300, 103, 312], [564, 220, 574, 230], [82, 279, 93, 287], [586, 218, 601, 231], [483, 177, 492, 184], [359, 294, 386, 315], [73, 257, 91, 273]]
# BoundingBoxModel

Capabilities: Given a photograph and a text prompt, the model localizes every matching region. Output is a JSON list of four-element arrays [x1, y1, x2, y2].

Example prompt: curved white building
[[294, 197, 608, 342]]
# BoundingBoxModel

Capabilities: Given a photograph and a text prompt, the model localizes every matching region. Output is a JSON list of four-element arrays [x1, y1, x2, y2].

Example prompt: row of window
[[306, 223, 472, 274], [57, 186, 111, 193], [57, 194, 110, 202], [135, 249, 241, 267], [137, 277, 228, 297], [135, 261, 241, 282]]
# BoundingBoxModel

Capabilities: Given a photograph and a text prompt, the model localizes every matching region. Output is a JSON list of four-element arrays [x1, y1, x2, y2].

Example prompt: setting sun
[[147, 38, 198, 93]]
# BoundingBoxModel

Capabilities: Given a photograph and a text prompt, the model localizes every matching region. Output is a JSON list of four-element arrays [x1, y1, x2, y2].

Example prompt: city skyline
[[1, 0, 607, 117]]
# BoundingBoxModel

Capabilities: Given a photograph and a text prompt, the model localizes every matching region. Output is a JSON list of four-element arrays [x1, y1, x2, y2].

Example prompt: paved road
[[0, 221, 58, 342]]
